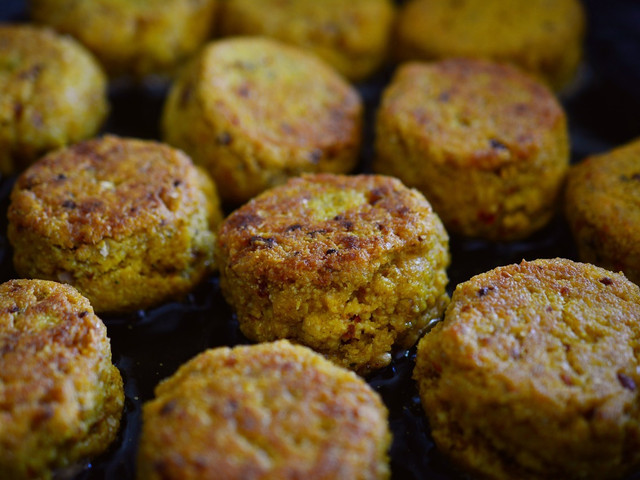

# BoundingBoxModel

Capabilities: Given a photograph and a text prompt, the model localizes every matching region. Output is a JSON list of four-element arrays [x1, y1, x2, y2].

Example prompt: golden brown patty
[[373, 58, 569, 241], [414, 258, 640, 480], [0, 24, 108, 175], [137, 340, 391, 480], [0, 279, 123, 480], [30, 0, 218, 78], [216, 173, 450, 374], [162, 37, 363, 205], [394, 0, 586, 91], [8, 135, 223, 314], [219, 0, 396, 82], [565, 138, 640, 285]]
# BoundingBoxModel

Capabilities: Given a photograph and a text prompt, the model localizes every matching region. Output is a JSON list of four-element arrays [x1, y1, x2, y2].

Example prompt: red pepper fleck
[[477, 211, 496, 224]]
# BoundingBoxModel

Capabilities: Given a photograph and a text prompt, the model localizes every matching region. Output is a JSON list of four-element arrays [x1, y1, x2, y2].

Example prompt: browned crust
[[219, 174, 441, 283], [377, 59, 565, 170], [374, 58, 569, 240], [218, 0, 396, 82], [393, 0, 585, 90], [216, 173, 450, 373], [0, 279, 123, 479], [8, 135, 223, 313], [9, 135, 218, 247], [414, 258, 640, 480], [137, 340, 391, 480], [30, 0, 219, 78], [162, 37, 362, 204], [0, 24, 108, 174], [565, 138, 640, 284]]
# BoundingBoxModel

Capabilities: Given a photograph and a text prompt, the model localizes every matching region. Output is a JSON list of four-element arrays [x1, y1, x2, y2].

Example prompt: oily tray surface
[[1, 1, 640, 479]]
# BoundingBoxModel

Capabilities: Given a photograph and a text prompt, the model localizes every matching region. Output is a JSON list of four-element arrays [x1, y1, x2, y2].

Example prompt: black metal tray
[[1, 1, 640, 478]]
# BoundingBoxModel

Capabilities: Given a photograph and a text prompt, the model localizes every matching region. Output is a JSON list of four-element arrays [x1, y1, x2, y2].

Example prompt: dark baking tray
[[2, 1, 640, 479]]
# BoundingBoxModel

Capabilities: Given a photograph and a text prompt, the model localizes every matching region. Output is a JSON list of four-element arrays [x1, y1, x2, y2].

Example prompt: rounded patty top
[[9, 135, 221, 248], [218, 173, 447, 287], [378, 58, 566, 171]]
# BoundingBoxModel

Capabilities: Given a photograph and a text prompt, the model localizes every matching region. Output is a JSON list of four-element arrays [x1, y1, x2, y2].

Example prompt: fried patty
[[0, 279, 123, 479], [216, 173, 449, 374], [8, 135, 223, 313], [219, 0, 396, 82], [162, 37, 362, 205], [565, 137, 640, 285], [137, 340, 391, 480], [414, 258, 640, 480], [374, 58, 569, 241], [394, 0, 585, 91], [30, 0, 219, 78], [0, 24, 108, 174]]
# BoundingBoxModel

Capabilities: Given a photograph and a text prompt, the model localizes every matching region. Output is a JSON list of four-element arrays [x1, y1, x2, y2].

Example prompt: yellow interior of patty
[[305, 187, 366, 222]]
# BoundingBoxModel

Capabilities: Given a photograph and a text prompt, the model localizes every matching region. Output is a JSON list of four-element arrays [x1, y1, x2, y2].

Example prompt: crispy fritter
[[219, 0, 396, 82], [0, 279, 123, 480], [0, 24, 108, 174], [162, 37, 362, 205], [8, 135, 223, 313], [394, 0, 585, 90], [565, 138, 640, 285], [415, 258, 640, 480], [216, 173, 449, 374], [137, 340, 391, 480], [374, 58, 569, 241], [30, 0, 219, 78]]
